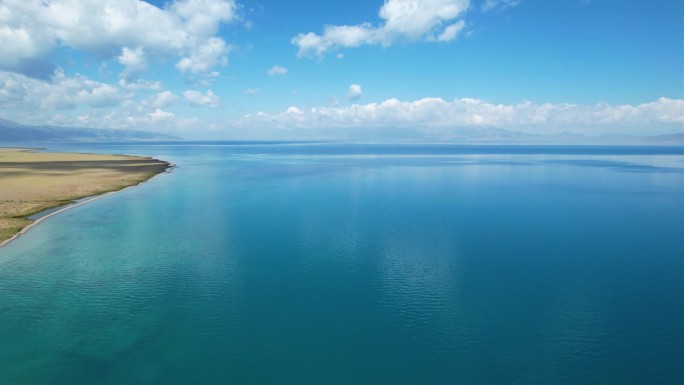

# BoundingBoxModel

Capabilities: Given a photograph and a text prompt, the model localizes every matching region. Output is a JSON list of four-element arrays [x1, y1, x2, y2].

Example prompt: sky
[[0, 0, 682, 140]]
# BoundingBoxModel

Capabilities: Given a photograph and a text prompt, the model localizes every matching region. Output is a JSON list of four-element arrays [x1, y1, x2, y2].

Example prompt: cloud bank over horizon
[[5, 90, 680, 140], [234, 97, 684, 137]]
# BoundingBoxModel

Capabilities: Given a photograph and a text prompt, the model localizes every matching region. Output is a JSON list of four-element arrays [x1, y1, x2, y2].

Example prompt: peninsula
[[0, 148, 170, 246]]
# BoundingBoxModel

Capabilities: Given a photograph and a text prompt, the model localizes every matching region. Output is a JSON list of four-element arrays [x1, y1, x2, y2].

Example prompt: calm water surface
[[0, 144, 682, 384]]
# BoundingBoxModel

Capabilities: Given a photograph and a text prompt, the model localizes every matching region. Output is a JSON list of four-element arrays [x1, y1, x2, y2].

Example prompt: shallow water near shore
[[0, 143, 682, 384]]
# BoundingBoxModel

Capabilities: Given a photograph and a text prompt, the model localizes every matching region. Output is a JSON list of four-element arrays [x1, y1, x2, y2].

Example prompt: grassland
[[0, 148, 170, 245]]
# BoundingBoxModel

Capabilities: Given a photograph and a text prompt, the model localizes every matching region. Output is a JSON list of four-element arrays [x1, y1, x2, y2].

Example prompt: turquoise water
[[0, 144, 683, 384]]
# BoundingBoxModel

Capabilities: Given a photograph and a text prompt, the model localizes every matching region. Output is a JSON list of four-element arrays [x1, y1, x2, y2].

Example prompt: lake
[[1, 143, 682, 384]]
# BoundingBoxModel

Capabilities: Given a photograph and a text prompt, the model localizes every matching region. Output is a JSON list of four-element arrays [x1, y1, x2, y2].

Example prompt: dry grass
[[0, 148, 170, 244]]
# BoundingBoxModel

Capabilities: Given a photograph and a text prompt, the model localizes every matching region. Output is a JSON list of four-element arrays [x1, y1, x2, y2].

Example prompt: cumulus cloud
[[292, 0, 470, 57], [436, 20, 466, 41], [183, 89, 220, 108], [175, 37, 230, 74], [142, 91, 180, 109], [11, 104, 207, 139], [0, 69, 122, 111], [148, 108, 175, 122], [0, 0, 237, 77], [347, 84, 363, 101], [75, 83, 121, 108], [171, 0, 236, 37], [267, 65, 288, 76], [118, 46, 147, 79], [236, 97, 684, 136], [51, 101, 205, 134], [0, 67, 214, 134]]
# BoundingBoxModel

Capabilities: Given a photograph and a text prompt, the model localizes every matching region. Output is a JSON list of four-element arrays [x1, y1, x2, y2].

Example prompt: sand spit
[[0, 148, 171, 247]]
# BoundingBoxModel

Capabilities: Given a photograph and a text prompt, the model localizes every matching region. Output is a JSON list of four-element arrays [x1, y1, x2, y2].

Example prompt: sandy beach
[[0, 148, 170, 246]]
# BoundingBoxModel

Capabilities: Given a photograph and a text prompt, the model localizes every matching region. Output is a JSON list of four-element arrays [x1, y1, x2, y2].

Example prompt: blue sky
[[0, 0, 682, 139]]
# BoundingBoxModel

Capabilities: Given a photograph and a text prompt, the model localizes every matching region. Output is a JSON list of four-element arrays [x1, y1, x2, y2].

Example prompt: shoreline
[[0, 148, 174, 248], [0, 161, 174, 248]]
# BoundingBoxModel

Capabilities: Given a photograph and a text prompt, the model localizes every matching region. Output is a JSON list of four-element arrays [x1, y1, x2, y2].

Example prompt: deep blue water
[[0, 143, 682, 384]]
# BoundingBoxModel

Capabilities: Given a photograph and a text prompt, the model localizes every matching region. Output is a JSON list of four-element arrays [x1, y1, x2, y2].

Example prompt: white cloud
[[118, 78, 163, 92], [292, 0, 470, 57], [0, 0, 237, 76], [171, 0, 236, 38], [235, 97, 684, 136], [42, 102, 202, 134], [118, 46, 147, 78], [379, 0, 469, 40], [243, 88, 261, 96], [75, 83, 120, 108], [347, 84, 363, 101], [3, 72, 681, 139], [436, 20, 466, 42], [482, 0, 521, 12], [0, 69, 123, 111], [0, 67, 208, 134], [267, 65, 288, 76], [83, 110, 202, 134], [142, 91, 179, 109], [183, 89, 220, 108], [175, 37, 229, 74], [286, 106, 303, 114], [148, 108, 175, 121]]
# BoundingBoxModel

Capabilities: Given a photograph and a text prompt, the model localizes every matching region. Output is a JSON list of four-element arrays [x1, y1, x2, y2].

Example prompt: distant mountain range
[[326, 125, 684, 145], [0, 118, 178, 142], [1, 116, 682, 145], [435, 128, 684, 146]]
